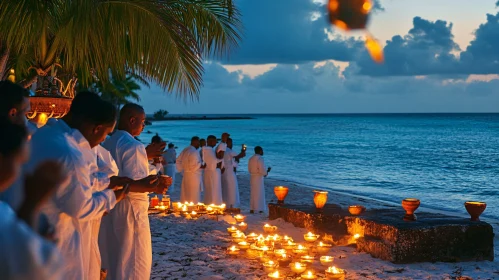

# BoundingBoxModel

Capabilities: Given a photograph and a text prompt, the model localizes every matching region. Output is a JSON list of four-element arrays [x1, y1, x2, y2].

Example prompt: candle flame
[[230, 246, 237, 251], [268, 260, 274, 265], [264, 224, 270, 227], [365, 35, 384, 63], [191, 211, 196, 215], [270, 271, 280, 277], [297, 245, 304, 249], [294, 262, 302, 268], [307, 271, 313, 276], [354, 233, 361, 239], [327, 266, 343, 274]]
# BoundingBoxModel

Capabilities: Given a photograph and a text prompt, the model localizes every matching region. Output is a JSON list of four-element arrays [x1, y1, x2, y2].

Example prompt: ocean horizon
[[142, 113, 499, 220]]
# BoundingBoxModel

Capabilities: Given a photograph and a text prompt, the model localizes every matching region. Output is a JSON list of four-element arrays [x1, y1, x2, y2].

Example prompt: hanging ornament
[[328, 0, 384, 63]]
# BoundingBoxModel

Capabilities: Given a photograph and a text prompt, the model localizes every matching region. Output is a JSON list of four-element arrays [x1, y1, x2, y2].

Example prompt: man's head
[[190, 136, 200, 149], [199, 138, 206, 148], [227, 137, 233, 149], [151, 133, 163, 144], [67, 91, 117, 148], [168, 143, 174, 149], [254, 146, 264, 156], [207, 135, 217, 147], [0, 81, 30, 126], [118, 103, 146, 137], [221, 132, 230, 143], [0, 119, 29, 191]]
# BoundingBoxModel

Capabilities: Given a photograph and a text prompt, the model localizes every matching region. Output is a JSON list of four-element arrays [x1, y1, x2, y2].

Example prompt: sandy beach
[[150, 173, 499, 279]]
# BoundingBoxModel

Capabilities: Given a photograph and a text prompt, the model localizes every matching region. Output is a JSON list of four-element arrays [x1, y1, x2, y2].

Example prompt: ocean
[[141, 113, 499, 220]]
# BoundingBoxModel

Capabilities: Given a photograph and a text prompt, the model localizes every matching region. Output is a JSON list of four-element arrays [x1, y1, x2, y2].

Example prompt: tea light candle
[[301, 270, 317, 279], [300, 255, 315, 263], [227, 226, 238, 234], [237, 222, 248, 232], [282, 240, 297, 250], [227, 245, 240, 255], [290, 262, 307, 273], [159, 205, 166, 212], [246, 232, 258, 242], [238, 241, 250, 250], [154, 205, 160, 209], [304, 232, 319, 242], [190, 211, 198, 218], [325, 266, 345, 279], [293, 244, 309, 255], [234, 214, 246, 223], [316, 241, 333, 254], [320, 256, 334, 266], [274, 249, 287, 258], [262, 260, 278, 273], [263, 224, 277, 234], [232, 232, 246, 243], [353, 234, 360, 239], [283, 235, 293, 242], [268, 271, 285, 279], [181, 205, 188, 212]]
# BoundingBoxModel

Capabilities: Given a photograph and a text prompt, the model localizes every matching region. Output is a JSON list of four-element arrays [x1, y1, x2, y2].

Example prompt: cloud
[[222, 0, 364, 65], [352, 12, 499, 77]]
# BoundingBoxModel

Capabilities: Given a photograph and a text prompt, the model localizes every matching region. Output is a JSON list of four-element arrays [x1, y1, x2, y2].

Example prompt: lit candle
[[273, 249, 286, 258], [263, 224, 277, 234], [300, 255, 315, 263], [234, 214, 246, 223], [190, 211, 198, 218], [316, 241, 333, 254], [282, 240, 297, 250], [227, 226, 238, 233], [300, 270, 317, 279], [354, 233, 360, 239], [238, 241, 250, 250], [320, 256, 334, 266], [206, 206, 213, 212], [293, 244, 309, 255], [268, 271, 285, 279], [262, 260, 278, 273], [232, 231, 246, 243], [159, 205, 166, 211], [237, 222, 248, 232], [325, 266, 345, 279], [283, 235, 293, 242], [289, 262, 307, 274], [227, 245, 240, 256], [181, 205, 187, 212], [304, 232, 319, 242]]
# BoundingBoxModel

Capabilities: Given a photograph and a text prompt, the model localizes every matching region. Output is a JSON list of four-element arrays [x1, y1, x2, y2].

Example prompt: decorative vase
[[348, 205, 366, 216], [313, 190, 328, 212], [274, 186, 289, 204], [401, 198, 420, 221], [464, 201, 486, 221]]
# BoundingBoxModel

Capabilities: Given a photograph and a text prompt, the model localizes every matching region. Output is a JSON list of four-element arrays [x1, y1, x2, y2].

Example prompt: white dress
[[202, 146, 223, 205], [248, 154, 268, 212], [101, 130, 152, 280], [176, 146, 202, 203], [162, 148, 177, 191], [0, 201, 63, 280], [27, 119, 116, 280], [222, 148, 240, 208]]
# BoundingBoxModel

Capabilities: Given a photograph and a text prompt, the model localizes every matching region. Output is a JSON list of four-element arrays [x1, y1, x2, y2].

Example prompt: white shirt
[[27, 119, 116, 280], [163, 148, 176, 164], [223, 147, 239, 170], [202, 146, 222, 171], [103, 130, 150, 200], [248, 154, 268, 176], [177, 146, 202, 173], [0, 202, 63, 280]]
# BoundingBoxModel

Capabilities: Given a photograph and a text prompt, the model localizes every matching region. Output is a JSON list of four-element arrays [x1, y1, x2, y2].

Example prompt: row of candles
[[226, 216, 356, 279], [152, 200, 228, 218]]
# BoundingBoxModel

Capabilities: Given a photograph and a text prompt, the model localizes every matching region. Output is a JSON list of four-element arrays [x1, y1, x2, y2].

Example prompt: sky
[[139, 0, 499, 114]]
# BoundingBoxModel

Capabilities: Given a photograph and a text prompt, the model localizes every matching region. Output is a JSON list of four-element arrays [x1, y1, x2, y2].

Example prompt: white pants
[[99, 195, 151, 280], [164, 164, 176, 192], [250, 175, 266, 212], [203, 169, 223, 205], [222, 169, 239, 208], [180, 172, 202, 203]]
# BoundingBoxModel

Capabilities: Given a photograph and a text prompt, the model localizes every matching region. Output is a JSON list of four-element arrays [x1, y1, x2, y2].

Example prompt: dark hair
[[151, 133, 162, 144], [71, 91, 117, 125], [168, 143, 174, 148], [120, 103, 144, 117], [207, 135, 217, 140], [254, 146, 263, 153], [0, 81, 29, 118], [191, 136, 199, 142], [199, 138, 205, 142], [0, 119, 27, 157]]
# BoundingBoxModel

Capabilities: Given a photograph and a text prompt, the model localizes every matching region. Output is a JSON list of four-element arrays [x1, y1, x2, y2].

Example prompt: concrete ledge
[[268, 203, 494, 263]]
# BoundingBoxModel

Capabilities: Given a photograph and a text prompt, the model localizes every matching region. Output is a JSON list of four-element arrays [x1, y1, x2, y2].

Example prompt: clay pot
[[402, 198, 420, 221], [274, 186, 289, 204], [348, 205, 366, 216], [313, 190, 328, 212], [464, 201, 486, 221]]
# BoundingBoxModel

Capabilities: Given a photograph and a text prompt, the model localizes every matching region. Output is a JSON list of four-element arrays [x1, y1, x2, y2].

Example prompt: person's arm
[[186, 149, 203, 172], [259, 157, 268, 177], [119, 141, 162, 192]]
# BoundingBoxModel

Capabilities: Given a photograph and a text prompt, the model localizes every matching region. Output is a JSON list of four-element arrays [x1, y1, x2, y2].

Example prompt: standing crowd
[[0, 80, 271, 280]]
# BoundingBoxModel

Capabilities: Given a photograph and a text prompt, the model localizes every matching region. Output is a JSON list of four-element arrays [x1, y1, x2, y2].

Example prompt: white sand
[[150, 174, 499, 279]]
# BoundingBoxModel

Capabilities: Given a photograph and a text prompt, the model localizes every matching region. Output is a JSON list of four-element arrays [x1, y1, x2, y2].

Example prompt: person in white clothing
[[163, 143, 177, 191], [0, 119, 64, 280], [199, 138, 206, 192], [26, 92, 129, 280], [248, 146, 271, 213], [203, 135, 224, 205], [177, 137, 203, 203], [149, 134, 166, 175], [221, 138, 246, 208], [100, 103, 171, 280]]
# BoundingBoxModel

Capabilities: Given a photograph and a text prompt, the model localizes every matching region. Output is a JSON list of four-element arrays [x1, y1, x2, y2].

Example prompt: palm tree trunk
[[0, 47, 10, 80]]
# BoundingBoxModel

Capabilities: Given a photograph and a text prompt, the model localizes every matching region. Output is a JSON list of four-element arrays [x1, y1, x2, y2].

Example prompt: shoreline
[[151, 172, 498, 279], [146, 116, 254, 123]]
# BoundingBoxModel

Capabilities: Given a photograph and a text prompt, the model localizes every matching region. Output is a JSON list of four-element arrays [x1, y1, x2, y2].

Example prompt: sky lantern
[[328, 0, 384, 63]]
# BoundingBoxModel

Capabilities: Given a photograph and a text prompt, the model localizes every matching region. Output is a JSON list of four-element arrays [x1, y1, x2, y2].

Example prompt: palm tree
[[97, 74, 148, 108], [0, 0, 242, 99]]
